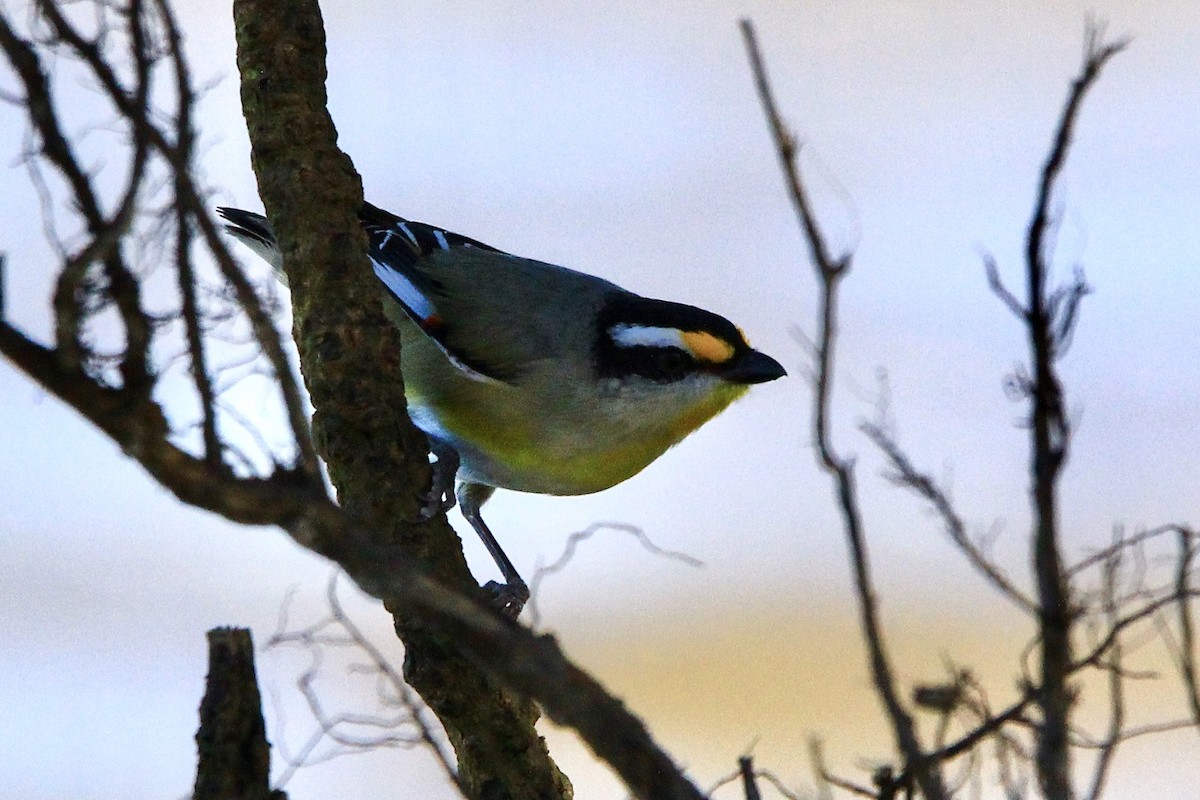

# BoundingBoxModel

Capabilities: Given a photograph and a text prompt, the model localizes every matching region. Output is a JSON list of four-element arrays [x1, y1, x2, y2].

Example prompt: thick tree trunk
[[229, 2, 570, 798]]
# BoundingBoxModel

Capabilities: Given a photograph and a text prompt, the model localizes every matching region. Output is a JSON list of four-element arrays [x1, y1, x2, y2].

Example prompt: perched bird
[[218, 202, 786, 616]]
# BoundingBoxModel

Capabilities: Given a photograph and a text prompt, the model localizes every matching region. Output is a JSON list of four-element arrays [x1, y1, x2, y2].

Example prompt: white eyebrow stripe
[[609, 323, 685, 350]]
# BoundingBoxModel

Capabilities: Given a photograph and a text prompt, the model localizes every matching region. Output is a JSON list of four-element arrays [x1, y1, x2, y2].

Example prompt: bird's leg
[[458, 481, 529, 619], [416, 435, 459, 521]]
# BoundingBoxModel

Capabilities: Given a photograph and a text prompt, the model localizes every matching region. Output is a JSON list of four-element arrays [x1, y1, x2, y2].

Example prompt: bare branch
[[1027, 28, 1129, 310], [0, 321, 327, 524], [1047, 266, 1092, 358], [526, 522, 703, 629], [267, 574, 466, 796], [741, 17, 944, 799], [0, 10, 149, 376], [36, 0, 320, 476], [862, 421, 1037, 614], [1173, 527, 1200, 731], [707, 760, 803, 800], [155, 0, 222, 469], [752, 772, 806, 800], [738, 20, 846, 283], [806, 738, 836, 800], [1083, 532, 1126, 800], [738, 756, 762, 800], [29, 1, 157, 389], [1016, 22, 1127, 799], [809, 737, 878, 800], [1073, 587, 1200, 674], [913, 691, 1036, 780], [983, 253, 1027, 320], [1070, 524, 1188, 576]]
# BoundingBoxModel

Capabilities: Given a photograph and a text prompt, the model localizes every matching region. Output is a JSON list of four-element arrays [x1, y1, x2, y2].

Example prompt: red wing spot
[[421, 314, 445, 333]]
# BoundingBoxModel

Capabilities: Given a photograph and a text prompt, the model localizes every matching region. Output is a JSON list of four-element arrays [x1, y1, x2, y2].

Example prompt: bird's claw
[[415, 437, 459, 522], [483, 580, 530, 620], [415, 486, 456, 521]]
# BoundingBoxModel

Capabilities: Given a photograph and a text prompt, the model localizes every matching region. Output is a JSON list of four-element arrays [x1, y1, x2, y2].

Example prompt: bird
[[218, 201, 786, 617]]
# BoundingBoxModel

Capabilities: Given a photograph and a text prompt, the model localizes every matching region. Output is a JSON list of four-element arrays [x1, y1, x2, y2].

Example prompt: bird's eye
[[652, 347, 691, 381]]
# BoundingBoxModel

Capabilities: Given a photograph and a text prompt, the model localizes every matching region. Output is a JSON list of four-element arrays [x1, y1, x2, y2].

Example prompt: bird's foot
[[415, 484, 455, 522], [415, 438, 459, 521], [483, 580, 530, 620]]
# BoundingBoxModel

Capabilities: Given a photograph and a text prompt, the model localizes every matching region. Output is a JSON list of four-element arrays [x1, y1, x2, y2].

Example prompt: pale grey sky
[[1, 2, 1198, 798]]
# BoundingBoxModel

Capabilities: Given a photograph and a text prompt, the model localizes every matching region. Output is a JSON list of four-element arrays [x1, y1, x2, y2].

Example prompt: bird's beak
[[720, 349, 787, 385]]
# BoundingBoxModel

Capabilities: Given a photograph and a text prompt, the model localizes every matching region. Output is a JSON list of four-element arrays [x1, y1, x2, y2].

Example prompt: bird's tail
[[216, 207, 283, 273]]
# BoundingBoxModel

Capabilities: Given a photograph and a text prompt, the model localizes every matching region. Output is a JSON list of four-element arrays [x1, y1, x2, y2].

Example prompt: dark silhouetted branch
[[738, 755, 763, 800], [194, 627, 286, 800], [1015, 26, 1127, 799], [1175, 528, 1200, 732], [863, 421, 1037, 614], [741, 17, 946, 800]]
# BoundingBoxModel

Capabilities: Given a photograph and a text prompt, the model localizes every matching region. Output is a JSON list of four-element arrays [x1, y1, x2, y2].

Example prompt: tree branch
[[1082, 536, 1126, 800], [0, 321, 325, 522], [229, 2, 580, 797], [0, 3, 717, 797], [862, 421, 1037, 614], [740, 17, 946, 800], [1017, 25, 1127, 799], [193, 627, 285, 800], [1176, 527, 1200, 732]]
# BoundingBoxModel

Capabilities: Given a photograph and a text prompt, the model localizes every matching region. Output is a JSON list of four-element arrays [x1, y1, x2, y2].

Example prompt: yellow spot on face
[[681, 330, 735, 365]]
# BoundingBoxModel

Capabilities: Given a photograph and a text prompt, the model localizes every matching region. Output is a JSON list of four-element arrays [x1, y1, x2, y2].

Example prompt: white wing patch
[[608, 323, 685, 350], [443, 353, 504, 384], [370, 254, 503, 384], [369, 254, 438, 322], [396, 222, 419, 248]]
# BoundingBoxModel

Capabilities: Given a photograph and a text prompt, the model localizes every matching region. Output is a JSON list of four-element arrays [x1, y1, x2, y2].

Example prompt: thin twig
[[153, 0, 223, 469], [1070, 524, 1188, 576], [862, 421, 1037, 614], [1084, 530, 1126, 800], [1174, 528, 1200, 731], [740, 17, 944, 799], [526, 522, 702, 628], [1073, 588, 1200, 673], [267, 573, 466, 795], [809, 737, 878, 800], [983, 254, 1027, 320]]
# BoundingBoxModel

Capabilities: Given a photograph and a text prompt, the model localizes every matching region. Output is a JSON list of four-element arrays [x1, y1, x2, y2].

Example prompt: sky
[[1, 1, 1198, 798]]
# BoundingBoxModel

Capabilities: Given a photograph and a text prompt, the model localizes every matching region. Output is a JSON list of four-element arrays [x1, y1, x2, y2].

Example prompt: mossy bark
[[230, 2, 570, 797]]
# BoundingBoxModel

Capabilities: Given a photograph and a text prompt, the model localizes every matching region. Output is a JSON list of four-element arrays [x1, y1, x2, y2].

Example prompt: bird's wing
[[358, 202, 500, 323], [217, 203, 577, 384], [357, 202, 519, 383]]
